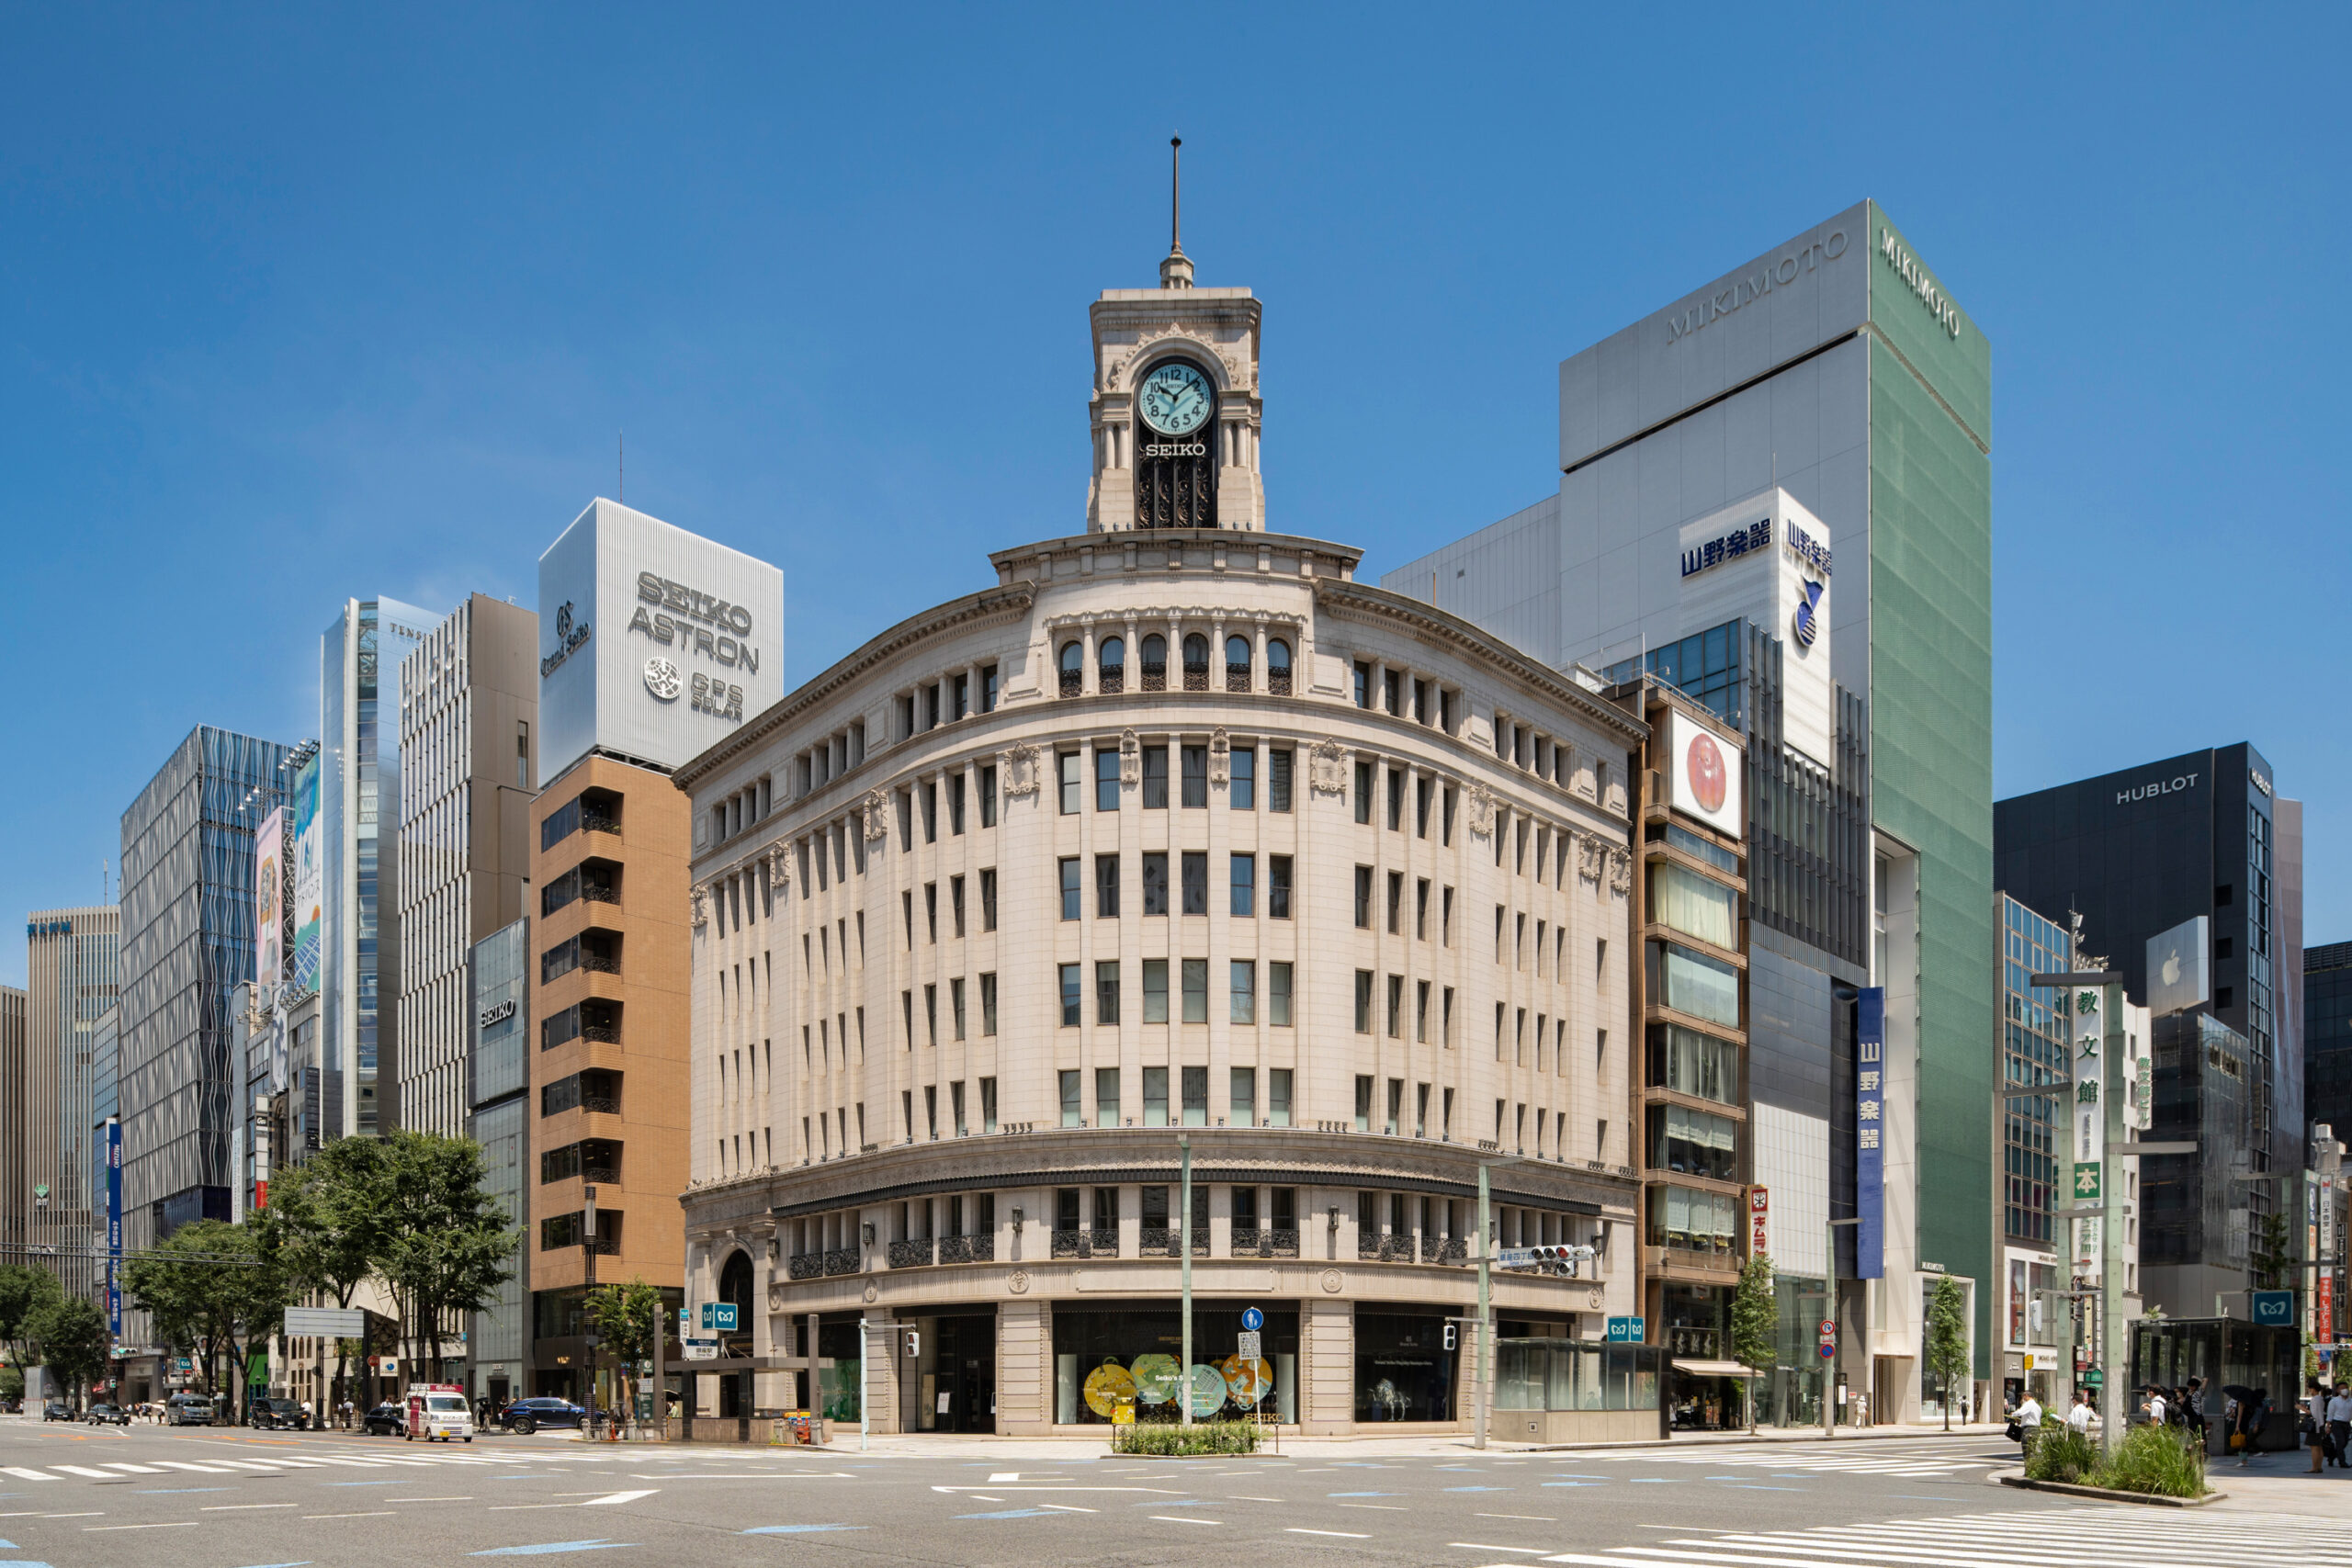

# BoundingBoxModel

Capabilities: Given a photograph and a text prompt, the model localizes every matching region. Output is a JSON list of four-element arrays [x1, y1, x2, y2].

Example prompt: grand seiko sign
[[628, 570, 764, 674]]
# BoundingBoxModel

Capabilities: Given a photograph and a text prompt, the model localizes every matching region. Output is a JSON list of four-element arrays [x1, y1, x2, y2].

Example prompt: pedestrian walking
[[2065, 1390, 2096, 1436], [2327, 1383, 2351, 1471], [2225, 1385, 2267, 1467], [2185, 1377, 2209, 1443], [2144, 1385, 2168, 1427], [2006, 1389, 2043, 1458]]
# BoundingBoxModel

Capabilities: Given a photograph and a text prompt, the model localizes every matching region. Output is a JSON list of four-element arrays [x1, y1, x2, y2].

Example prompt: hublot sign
[[2116, 772, 2199, 807]]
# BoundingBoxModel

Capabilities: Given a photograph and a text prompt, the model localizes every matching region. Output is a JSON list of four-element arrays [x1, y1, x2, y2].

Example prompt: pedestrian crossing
[[0, 1444, 771, 1484], [1480, 1506, 2352, 1568], [1587, 1442, 1999, 1478]]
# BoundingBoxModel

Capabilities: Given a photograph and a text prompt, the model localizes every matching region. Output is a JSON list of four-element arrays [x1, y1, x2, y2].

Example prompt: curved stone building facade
[[673, 239, 1647, 1437]]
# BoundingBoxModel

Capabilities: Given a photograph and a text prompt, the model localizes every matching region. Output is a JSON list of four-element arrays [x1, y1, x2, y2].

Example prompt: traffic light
[[1442, 1321, 1458, 1351], [903, 1328, 921, 1359]]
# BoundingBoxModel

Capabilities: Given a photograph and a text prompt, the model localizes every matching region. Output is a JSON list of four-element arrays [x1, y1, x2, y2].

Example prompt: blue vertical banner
[[106, 1117, 122, 1340], [1854, 988, 1885, 1280]]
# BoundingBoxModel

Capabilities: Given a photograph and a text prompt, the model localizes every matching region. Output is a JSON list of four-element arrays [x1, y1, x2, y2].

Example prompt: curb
[[1997, 1473, 2223, 1506]]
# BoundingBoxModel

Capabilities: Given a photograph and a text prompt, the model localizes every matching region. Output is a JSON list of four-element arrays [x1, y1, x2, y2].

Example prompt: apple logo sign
[[1687, 731, 1727, 814], [2161, 950, 2183, 987]]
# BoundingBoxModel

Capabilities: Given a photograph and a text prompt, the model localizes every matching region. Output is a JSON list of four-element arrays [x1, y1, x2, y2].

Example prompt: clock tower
[[1087, 140, 1265, 532]]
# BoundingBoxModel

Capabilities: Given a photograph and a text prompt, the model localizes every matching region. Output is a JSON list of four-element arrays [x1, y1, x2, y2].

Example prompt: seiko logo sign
[[628, 570, 763, 680], [478, 998, 516, 1029], [2249, 768, 2273, 798], [1141, 441, 1206, 458], [1879, 228, 1963, 340], [1666, 231, 1849, 345], [2117, 771, 2199, 806]]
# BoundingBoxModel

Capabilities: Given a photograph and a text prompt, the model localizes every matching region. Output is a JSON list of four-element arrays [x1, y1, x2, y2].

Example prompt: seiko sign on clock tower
[[1086, 140, 1266, 532]]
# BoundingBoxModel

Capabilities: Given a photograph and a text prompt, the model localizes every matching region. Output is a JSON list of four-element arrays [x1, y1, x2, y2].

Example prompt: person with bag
[[2303, 1386, 2327, 1473], [2005, 1389, 2043, 1457], [2326, 1383, 2351, 1471]]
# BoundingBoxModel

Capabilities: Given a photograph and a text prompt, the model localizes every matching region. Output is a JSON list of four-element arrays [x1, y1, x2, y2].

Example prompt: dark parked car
[[84, 1403, 130, 1426], [497, 1397, 589, 1436], [248, 1397, 303, 1429], [361, 1402, 408, 1437], [168, 1393, 217, 1426], [40, 1401, 72, 1422]]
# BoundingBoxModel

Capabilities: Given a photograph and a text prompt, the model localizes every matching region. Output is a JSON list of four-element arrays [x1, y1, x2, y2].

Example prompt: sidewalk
[[718, 1422, 2013, 1461]]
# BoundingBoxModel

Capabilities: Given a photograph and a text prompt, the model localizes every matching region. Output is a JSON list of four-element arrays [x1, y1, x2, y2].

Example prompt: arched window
[[1267, 637, 1293, 694], [1225, 635, 1251, 693], [1182, 634, 1211, 691], [1141, 634, 1168, 692], [1058, 640, 1083, 697], [717, 1250, 755, 1417], [1099, 637, 1125, 694]]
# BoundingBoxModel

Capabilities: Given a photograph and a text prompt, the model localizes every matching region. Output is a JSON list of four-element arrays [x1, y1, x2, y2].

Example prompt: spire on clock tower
[[1087, 141, 1264, 532], [1159, 136, 1193, 290]]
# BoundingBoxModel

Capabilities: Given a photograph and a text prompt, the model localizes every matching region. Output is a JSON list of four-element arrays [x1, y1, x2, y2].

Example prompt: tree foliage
[[123, 1220, 283, 1407], [254, 1136, 395, 1404], [1727, 1252, 1777, 1433], [582, 1278, 663, 1368], [1926, 1273, 1971, 1431], [30, 1297, 109, 1404], [0, 1266, 65, 1367], [374, 1132, 519, 1380], [2250, 1212, 2294, 1291]]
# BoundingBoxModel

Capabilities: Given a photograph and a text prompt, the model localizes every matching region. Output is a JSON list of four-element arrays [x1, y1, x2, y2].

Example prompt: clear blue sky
[[5, 6, 2347, 985]]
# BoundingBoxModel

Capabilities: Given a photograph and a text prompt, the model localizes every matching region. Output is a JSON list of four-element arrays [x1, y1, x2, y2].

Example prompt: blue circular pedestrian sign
[[1241, 1307, 1264, 1333]]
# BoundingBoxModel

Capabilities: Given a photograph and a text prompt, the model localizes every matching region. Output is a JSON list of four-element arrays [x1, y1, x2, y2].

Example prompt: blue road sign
[[2250, 1290, 2294, 1327], [1605, 1315, 1644, 1344], [1240, 1307, 1264, 1333], [702, 1302, 740, 1332]]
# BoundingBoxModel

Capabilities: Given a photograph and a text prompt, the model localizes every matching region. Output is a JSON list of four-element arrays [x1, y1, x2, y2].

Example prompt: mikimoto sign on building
[[537, 498, 785, 784]]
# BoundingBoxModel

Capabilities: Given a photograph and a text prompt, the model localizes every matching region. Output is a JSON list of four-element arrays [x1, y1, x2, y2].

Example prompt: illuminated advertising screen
[[1662, 709, 1744, 840], [254, 806, 285, 993], [289, 756, 322, 995]]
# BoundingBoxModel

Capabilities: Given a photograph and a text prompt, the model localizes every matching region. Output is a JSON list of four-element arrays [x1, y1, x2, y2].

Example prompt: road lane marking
[[969, 1495, 1003, 1502], [1148, 1515, 1221, 1525], [579, 1491, 658, 1506], [469, 1543, 641, 1557], [304, 1511, 398, 1518], [204, 1504, 300, 1510], [52, 1465, 117, 1477], [1337, 1503, 1408, 1510], [1449, 1548, 1545, 1556], [388, 1495, 475, 1502], [1229, 1495, 1285, 1502], [154, 1461, 238, 1473], [1036, 1504, 1097, 1513], [98, 1463, 165, 1473], [0, 1469, 55, 1481], [741, 1525, 866, 1534], [1478, 1514, 1557, 1522], [1287, 1528, 1371, 1538], [85, 1520, 198, 1530]]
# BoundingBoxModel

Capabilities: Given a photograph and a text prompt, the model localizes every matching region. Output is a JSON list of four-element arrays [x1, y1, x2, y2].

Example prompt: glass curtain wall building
[[2311, 942, 2352, 1160], [321, 598, 438, 1140], [119, 728, 294, 1260], [1994, 893, 2068, 1405], [22, 908, 121, 1298], [467, 919, 531, 1407]]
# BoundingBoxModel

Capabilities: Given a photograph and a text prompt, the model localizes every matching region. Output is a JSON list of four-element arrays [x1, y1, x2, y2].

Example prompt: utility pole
[[1825, 1216, 1860, 1436], [1180, 1134, 1193, 1428], [1475, 1164, 1490, 1450]]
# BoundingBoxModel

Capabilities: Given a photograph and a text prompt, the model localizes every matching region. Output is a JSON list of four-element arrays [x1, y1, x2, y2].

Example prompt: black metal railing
[[581, 1024, 621, 1044], [1227, 663, 1250, 693], [1182, 663, 1210, 692], [822, 1248, 861, 1276], [1423, 1236, 1467, 1265], [1100, 670, 1125, 694], [581, 882, 621, 905], [1268, 669, 1292, 695], [1229, 1227, 1300, 1258], [1140, 661, 1167, 692], [583, 1235, 619, 1257], [578, 1164, 619, 1186], [578, 1095, 620, 1115], [787, 1253, 824, 1281], [1668, 1326, 1719, 1359], [1059, 670, 1082, 697], [1358, 1234, 1415, 1262], [580, 953, 621, 975], [887, 1238, 933, 1269], [939, 1235, 993, 1264], [1139, 1227, 1211, 1258]]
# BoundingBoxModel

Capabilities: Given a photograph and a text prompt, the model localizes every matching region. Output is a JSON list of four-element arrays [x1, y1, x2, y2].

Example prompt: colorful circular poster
[[1082, 1361, 1136, 1418], [1186, 1362, 1228, 1417], [1216, 1355, 1272, 1404], [1129, 1353, 1182, 1405]]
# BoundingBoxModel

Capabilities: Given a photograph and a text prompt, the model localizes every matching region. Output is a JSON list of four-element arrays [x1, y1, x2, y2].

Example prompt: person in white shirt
[[2145, 1386, 2167, 1427], [2066, 1390, 2096, 1434], [2008, 1391, 2043, 1455], [2326, 1386, 2352, 1470]]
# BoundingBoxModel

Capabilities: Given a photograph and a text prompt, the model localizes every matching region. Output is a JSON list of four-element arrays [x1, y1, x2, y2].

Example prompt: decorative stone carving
[[1465, 783, 1497, 839], [1576, 831, 1607, 886], [1574, 763, 1597, 802], [1001, 743, 1041, 798], [1319, 1269, 1343, 1293], [689, 883, 709, 928], [763, 843, 792, 894], [1308, 738, 1350, 796], [1007, 1269, 1032, 1295], [1104, 323, 1247, 393], [1607, 847, 1633, 897], [1119, 728, 1141, 786], [1209, 727, 1230, 786], [863, 787, 890, 841]]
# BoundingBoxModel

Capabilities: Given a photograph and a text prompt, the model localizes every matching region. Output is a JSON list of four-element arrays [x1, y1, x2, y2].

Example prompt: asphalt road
[[0, 1421, 2338, 1567]]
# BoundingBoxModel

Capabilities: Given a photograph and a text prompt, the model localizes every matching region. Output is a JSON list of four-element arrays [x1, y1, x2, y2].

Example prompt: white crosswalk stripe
[[0, 1466, 58, 1481], [1481, 1506, 2352, 1568], [0, 1442, 820, 1487], [1588, 1445, 1997, 1478]]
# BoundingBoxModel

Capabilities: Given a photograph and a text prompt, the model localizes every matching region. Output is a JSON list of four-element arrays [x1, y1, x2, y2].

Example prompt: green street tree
[[583, 1278, 664, 1427], [1926, 1273, 1971, 1431], [376, 1131, 519, 1381], [0, 1266, 65, 1369], [123, 1220, 286, 1410], [2250, 1212, 2294, 1291], [1727, 1252, 1777, 1434], [29, 1297, 109, 1406], [254, 1136, 395, 1409]]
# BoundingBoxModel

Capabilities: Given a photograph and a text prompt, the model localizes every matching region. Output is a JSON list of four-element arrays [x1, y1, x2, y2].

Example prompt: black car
[[360, 1402, 407, 1437], [40, 1401, 72, 1422], [248, 1397, 303, 1429], [497, 1397, 589, 1436], [84, 1403, 130, 1426]]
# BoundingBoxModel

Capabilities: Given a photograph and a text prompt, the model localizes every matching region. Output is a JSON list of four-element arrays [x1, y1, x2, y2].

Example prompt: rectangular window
[[1270, 748, 1294, 812], [978, 764, 997, 828], [981, 1076, 998, 1134], [1270, 961, 1294, 1027], [1354, 761, 1374, 824], [1230, 747, 1255, 808], [1142, 852, 1170, 916], [1182, 958, 1209, 1023], [1143, 959, 1170, 1023], [1355, 865, 1374, 929], [921, 783, 937, 843], [950, 874, 966, 937], [1386, 870, 1403, 933], [925, 883, 939, 943], [1230, 1066, 1257, 1125], [1096, 747, 1121, 811], [924, 984, 938, 1044], [1096, 853, 1121, 918], [1416, 979, 1430, 1043], [1058, 751, 1081, 815], [1387, 767, 1405, 831], [1442, 986, 1455, 1044], [1059, 1070, 1082, 1128], [1058, 964, 1082, 1027], [1182, 852, 1207, 915], [1386, 1077, 1404, 1135], [1649, 862, 1738, 949], [1181, 1066, 1208, 1126], [1442, 785, 1457, 845], [1230, 853, 1255, 916], [980, 973, 998, 1036], [1096, 959, 1121, 1025], [1354, 660, 1372, 707], [1231, 960, 1256, 1023], [1059, 858, 1080, 920], [1141, 744, 1169, 808], [950, 977, 967, 1041], [1269, 855, 1293, 919], [1647, 942, 1742, 1028], [1354, 1075, 1374, 1133], [901, 990, 913, 1047], [1096, 1066, 1120, 1126], [952, 1079, 967, 1136], [1182, 744, 1208, 807], [1386, 974, 1404, 1038], [1416, 774, 1433, 838], [947, 773, 967, 835], [979, 868, 997, 931], [1268, 1068, 1293, 1127], [1144, 1066, 1170, 1126], [1355, 970, 1375, 1033]]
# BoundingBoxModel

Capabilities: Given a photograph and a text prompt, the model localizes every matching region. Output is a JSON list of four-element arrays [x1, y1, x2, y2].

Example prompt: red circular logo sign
[[1687, 731, 1728, 814]]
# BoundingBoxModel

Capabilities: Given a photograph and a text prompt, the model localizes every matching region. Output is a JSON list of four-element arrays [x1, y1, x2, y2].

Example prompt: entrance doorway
[[934, 1314, 996, 1433]]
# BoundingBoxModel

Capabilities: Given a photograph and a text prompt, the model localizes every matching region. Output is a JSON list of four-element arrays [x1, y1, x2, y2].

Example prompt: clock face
[[1138, 359, 1213, 436]]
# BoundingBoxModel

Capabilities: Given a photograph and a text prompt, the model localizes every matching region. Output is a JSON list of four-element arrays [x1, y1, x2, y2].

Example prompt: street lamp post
[[1472, 1155, 1521, 1450], [1824, 1216, 1861, 1436], [1180, 1134, 1193, 1429]]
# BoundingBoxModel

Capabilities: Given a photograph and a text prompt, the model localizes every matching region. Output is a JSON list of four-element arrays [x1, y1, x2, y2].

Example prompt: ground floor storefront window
[[817, 1315, 864, 1423], [1053, 1302, 1297, 1425], [1355, 1307, 1456, 1423], [1750, 1272, 1826, 1427]]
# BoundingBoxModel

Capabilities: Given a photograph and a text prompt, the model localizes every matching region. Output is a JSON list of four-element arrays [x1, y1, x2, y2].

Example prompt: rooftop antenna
[[1159, 137, 1193, 289]]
